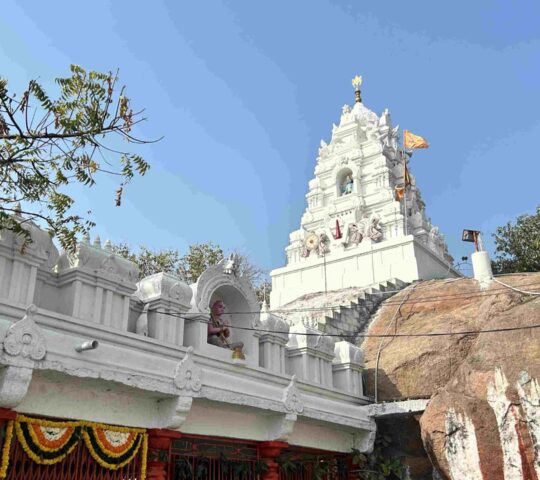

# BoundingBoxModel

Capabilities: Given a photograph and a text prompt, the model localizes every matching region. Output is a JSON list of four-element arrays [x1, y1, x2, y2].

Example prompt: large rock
[[361, 274, 540, 479], [420, 293, 540, 480]]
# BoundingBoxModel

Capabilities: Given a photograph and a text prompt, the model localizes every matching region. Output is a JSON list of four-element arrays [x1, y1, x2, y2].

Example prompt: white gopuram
[[271, 77, 458, 307]]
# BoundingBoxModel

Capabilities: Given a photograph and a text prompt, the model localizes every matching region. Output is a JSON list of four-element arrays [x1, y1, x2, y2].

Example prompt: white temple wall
[[0, 224, 377, 452], [15, 370, 167, 428], [271, 236, 422, 307], [414, 241, 458, 280]]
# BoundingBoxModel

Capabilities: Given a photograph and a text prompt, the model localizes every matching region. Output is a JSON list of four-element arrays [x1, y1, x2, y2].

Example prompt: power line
[[173, 280, 540, 315], [153, 302, 540, 339]]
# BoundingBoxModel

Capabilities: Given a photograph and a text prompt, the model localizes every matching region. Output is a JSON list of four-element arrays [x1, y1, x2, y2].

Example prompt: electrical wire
[[153, 300, 540, 339], [492, 277, 540, 296], [374, 284, 417, 402], [173, 280, 540, 315]]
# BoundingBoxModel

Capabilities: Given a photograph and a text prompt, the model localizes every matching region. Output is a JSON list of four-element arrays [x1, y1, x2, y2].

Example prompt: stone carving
[[268, 413, 297, 441], [168, 282, 188, 302], [346, 223, 363, 246], [100, 255, 117, 277], [57, 236, 138, 284], [341, 104, 351, 115], [3, 305, 46, 361], [173, 346, 202, 393], [366, 213, 383, 242], [317, 233, 330, 256], [0, 366, 33, 408], [136, 272, 192, 308], [283, 375, 304, 414], [222, 253, 239, 276], [167, 396, 193, 430]]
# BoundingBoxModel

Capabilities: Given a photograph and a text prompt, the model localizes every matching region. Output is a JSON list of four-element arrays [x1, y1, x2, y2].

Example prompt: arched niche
[[336, 167, 354, 197], [184, 263, 260, 367]]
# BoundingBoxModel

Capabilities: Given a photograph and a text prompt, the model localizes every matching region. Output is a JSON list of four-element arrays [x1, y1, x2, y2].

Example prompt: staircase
[[277, 278, 409, 341]]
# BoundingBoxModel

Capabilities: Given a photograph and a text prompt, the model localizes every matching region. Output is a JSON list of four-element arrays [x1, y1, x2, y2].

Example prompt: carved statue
[[346, 223, 363, 246], [207, 299, 244, 354], [366, 214, 383, 242], [317, 233, 330, 256], [341, 173, 354, 195]]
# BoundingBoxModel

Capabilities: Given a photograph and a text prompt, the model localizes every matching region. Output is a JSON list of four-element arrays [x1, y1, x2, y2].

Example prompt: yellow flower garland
[[82, 429, 143, 470], [87, 425, 139, 458], [8, 415, 147, 479], [140, 433, 148, 480], [0, 421, 13, 479], [14, 421, 80, 465]]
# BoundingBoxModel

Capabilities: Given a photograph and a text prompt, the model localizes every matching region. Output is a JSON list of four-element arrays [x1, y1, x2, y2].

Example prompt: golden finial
[[351, 75, 363, 103]]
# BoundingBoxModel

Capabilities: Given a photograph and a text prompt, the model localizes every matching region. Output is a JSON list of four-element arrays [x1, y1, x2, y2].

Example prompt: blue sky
[[1, 0, 539, 276]]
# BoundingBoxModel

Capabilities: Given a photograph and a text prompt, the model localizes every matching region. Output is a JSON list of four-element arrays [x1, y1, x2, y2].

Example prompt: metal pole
[[403, 153, 408, 236], [323, 250, 328, 295]]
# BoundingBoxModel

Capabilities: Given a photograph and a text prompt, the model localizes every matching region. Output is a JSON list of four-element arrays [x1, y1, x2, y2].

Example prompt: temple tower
[[270, 76, 457, 307]]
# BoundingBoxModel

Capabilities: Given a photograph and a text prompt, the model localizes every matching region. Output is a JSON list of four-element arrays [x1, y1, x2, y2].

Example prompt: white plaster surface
[[270, 100, 457, 308], [486, 368, 523, 480], [0, 224, 376, 452], [444, 409, 483, 480]]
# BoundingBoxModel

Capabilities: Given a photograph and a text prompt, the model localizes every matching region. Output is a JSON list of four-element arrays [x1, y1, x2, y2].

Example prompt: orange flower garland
[[5, 415, 147, 479]]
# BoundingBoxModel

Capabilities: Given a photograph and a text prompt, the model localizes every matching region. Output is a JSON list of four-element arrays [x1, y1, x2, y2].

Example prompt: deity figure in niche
[[207, 299, 244, 356], [341, 173, 354, 195]]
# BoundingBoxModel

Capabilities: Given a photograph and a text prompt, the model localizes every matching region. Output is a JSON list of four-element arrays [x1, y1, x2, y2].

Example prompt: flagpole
[[404, 154, 408, 236]]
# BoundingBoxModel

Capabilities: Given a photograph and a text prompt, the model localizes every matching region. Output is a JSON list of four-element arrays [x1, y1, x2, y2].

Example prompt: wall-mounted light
[[75, 340, 99, 352]]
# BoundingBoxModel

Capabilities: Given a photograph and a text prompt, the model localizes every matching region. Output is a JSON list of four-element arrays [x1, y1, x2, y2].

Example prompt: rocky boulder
[[361, 274, 540, 479]]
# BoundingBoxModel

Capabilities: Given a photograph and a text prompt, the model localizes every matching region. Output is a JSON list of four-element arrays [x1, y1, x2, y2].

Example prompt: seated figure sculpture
[[341, 174, 354, 195], [207, 299, 245, 358]]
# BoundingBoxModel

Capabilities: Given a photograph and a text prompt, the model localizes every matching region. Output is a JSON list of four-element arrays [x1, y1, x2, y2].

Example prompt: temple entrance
[[5, 439, 145, 480], [168, 436, 349, 480]]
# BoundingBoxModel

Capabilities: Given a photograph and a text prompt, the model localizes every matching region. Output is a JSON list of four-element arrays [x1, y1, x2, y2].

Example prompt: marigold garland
[[82, 428, 143, 469], [93, 426, 137, 457], [7, 415, 147, 479], [15, 421, 81, 465], [28, 423, 76, 452], [0, 421, 14, 479]]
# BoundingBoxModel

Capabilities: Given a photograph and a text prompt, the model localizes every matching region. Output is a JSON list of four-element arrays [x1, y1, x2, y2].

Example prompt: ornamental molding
[[167, 396, 193, 430], [0, 365, 33, 408], [283, 375, 304, 414], [2, 305, 46, 361], [173, 347, 202, 393], [268, 413, 297, 441]]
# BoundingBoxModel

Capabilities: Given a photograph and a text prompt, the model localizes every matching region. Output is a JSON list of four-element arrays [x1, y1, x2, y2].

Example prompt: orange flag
[[395, 186, 405, 201], [403, 130, 429, 149], [404, 164, 412, 187]]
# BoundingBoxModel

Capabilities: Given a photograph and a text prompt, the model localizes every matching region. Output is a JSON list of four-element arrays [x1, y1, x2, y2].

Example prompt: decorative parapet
[[286, 325, 335, 387], [333, 340, 364, 366], [287, 324, 335, 357], [56, 236, 138, 285], [136, 272, 192, 309], [0, 210, 59, 305], [135, 272, 192, 345], [55, 236, 139, 330], [332, 341, 364, 396], [258, 303, 289, 374]]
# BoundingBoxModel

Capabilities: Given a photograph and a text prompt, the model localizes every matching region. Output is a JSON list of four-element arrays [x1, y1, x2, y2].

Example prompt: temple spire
[[352, 75, 362, 103]]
